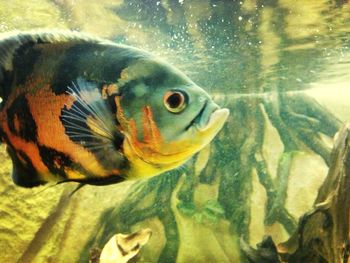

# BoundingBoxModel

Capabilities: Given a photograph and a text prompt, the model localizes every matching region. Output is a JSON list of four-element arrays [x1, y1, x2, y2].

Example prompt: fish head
[[115, 58, 229, 179]]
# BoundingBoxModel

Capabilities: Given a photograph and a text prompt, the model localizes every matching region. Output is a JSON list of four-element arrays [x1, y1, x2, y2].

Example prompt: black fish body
[[0, 31, 229, 187]]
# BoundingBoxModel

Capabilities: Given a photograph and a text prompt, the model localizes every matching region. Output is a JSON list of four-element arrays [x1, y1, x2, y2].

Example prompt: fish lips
[[189, 101, 229, 132]]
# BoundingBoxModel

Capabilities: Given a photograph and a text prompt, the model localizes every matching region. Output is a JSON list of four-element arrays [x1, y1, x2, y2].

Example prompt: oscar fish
[[0, 30, 229, 187]]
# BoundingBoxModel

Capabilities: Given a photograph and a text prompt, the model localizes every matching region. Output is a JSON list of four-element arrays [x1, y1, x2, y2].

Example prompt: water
[[0, 1, 350, 262]]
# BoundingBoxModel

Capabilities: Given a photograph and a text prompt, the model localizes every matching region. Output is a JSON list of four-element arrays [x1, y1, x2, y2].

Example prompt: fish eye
[[163, 90, 187, 113]]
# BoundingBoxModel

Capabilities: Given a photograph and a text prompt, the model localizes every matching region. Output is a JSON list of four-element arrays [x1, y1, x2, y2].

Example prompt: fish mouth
[[186, 101, 229, 131], [198, 107, 229, 131], [185, 101, 207, 130]]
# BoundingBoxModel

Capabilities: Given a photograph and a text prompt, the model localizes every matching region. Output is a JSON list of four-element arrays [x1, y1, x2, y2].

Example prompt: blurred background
[[0, 0, 350, 262]]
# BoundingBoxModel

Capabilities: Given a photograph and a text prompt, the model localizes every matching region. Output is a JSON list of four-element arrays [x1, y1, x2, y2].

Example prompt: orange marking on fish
[[142, 106, 162, 149], [142, 108, 152, 143], [2, 123, 49, 174], [0, 78, 48, 175], [102, 83, 119, 99], [128, 119, 138, 144], [24, 80, 109, 179], [115, 96, 145, 153], [107, 84, 119, 95], [115, 96, 163, 157], [111, 169, 121, 175], [0, 76, 111, 180], [116, 96, 141, 145], [115, 96, 128, 133]]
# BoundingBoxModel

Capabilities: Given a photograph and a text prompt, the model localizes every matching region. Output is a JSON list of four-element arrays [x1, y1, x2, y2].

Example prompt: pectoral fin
[[60, 78, 128, 178]]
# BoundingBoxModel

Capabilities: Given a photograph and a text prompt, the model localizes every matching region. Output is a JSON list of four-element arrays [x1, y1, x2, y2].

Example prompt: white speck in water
[[156, 1, 160, 5], [179, 0, 184, 4], [238, 16, 243, 21]]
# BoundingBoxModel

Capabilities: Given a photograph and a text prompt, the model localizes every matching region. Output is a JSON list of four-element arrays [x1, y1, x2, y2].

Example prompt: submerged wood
[[242, 124, 350, 263]]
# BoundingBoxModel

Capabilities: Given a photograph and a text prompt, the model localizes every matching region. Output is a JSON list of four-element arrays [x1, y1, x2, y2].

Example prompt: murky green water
[[1, 1, 350, 262]]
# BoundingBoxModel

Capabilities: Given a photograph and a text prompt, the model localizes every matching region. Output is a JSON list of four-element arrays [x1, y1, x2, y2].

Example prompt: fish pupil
[[168, 93, 182, 108]]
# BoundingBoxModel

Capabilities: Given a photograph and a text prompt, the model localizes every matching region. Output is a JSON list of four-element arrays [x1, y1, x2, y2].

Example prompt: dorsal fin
[[0, 30, 105, 71], [0, 30, 109, 98]]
